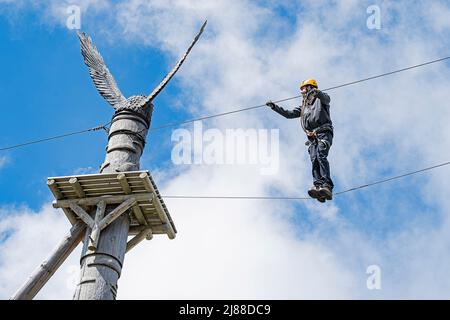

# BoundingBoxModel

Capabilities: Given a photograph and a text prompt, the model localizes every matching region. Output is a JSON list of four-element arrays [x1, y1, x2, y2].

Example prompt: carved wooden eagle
[[77, 21, 207, 114]]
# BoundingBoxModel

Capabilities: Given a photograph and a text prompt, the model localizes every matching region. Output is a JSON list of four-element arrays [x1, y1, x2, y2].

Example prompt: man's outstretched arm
[[266, 101, 301, 119]]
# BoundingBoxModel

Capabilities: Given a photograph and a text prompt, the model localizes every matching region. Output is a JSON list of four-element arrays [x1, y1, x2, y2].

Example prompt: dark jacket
[[271, 90, 333, 133]]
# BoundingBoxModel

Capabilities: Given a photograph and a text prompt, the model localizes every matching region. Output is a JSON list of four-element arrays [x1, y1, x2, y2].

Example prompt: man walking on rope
[[267, 79, 334, 203]]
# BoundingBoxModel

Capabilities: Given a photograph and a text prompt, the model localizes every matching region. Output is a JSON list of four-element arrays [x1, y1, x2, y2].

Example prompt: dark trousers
[[307, 131, 334, 189]]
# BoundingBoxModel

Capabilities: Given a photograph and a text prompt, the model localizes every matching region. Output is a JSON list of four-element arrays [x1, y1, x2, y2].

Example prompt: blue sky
[[0, 10, 192, 209], [1, 0, 450, 299]]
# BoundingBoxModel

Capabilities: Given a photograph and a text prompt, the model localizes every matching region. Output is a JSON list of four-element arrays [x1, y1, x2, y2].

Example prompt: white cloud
[[2, 0, 450, 299], [0, 204, 80, 299], [71, 166, 97, 175], [121, 167, 356, 299]]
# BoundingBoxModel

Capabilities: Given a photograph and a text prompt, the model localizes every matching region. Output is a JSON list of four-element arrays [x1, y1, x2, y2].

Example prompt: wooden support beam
[[69, 177, 86, 198], [39, 169, 176, 300], [69, 203, 94, 228], [47, 179, 63, 200], [117, 173, 132, 194], [132, 205, 147, 226], [128, 225, 146, 235], [126, 228, 152, 253], [97, 198, 136, 230], [139, 172, 175, 239], [54, 193, 150, 208], [69, 198, 136, 234], [139, 172, 153, 192], [151, 194, 168, 224], [151, 194, 176, 240], [129, 225, 166, 235], [88, 200, 106, 252], [62, 208, 78, 226]]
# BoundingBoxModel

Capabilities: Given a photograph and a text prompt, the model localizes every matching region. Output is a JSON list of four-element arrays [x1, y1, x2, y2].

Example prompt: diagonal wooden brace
[[68, 198, 137, 252], [88, 200, 106, 252], [69, 203, 95, 228], [97, 198, 136, 230], [126, 227, 153, 253], [11, 221, 86, 300]]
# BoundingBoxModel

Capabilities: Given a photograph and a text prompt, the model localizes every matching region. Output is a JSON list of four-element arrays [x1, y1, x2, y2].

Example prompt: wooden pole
[[72, 109, 149, 300], [11, 22, 203, 300], [73, 212, 130, 300], [11, 221, 86, 300], [72, 23, 205, 300]]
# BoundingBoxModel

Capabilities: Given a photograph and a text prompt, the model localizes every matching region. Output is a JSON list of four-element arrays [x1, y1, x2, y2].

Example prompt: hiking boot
[[308, 185, 321, 199], [316, 196, 326, 203], [318, 185, 333, 200]]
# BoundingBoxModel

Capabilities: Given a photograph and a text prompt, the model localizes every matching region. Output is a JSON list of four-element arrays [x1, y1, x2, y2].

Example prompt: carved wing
[[77, 32, 126, 108], [142, 20, 207, 106]]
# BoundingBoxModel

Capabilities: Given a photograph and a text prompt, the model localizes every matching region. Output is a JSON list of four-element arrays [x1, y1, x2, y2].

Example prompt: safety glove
[[266, 101, 276, 109], [307, 88, 319, 99]]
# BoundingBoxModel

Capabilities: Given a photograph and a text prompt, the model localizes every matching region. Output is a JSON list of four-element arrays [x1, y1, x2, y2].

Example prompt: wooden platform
[[47, 171, 176, 240]]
